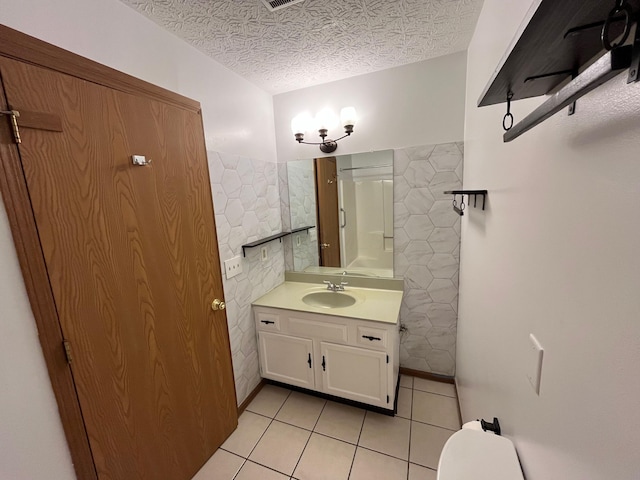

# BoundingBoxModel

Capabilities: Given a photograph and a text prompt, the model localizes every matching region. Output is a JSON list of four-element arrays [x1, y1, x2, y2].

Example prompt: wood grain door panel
[[0, 57, 236, 480], [314, 157, 341, 267]]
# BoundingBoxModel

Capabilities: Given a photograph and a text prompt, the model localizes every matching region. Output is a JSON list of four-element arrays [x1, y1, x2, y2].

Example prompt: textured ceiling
[[120, 0, 484, 94]]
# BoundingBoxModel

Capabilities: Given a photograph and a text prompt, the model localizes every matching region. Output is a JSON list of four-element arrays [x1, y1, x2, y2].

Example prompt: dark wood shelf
[[478, 0, 640, 107], [241, 226, 315, 257]]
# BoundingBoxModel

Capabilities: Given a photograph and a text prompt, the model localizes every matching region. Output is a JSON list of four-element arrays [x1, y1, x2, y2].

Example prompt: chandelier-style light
[[291, 107, 357, 153]]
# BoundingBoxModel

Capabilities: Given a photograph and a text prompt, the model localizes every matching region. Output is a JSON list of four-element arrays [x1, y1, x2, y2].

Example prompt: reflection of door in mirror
[[314, 157, 341, 267]]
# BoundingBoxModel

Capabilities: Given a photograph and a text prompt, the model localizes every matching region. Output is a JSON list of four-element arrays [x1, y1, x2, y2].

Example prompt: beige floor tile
[[349, 447, 408, 480], [412, 390, 460, 430], [396, 387, 412, 419], [235, 461, 289, 480], [413, 378, 456, 397], [246, 384, 291, 418], [191, 449, 244, 480], [249, 421, 311, 476], [409, 422, 453, 469], [313, 401, 365, 444], [399, 374, 414, 388], [275, 391, 326, 430], [358, 412, 411, 460], [409, 463, 437, 480], [221, 411, 271, 457], [293, 433, 355, 480]]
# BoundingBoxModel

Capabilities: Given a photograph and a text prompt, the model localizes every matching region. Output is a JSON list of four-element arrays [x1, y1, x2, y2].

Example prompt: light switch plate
[[526, 333, 544, 395], [224, 256, 243, 279]]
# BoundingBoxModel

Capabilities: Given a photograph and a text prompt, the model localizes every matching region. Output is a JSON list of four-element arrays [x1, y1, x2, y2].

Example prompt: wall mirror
[[287, 150, 394, 278]]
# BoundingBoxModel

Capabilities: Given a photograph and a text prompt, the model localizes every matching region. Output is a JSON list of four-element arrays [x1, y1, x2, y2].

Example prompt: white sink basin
[[302, 291, 357, 309]]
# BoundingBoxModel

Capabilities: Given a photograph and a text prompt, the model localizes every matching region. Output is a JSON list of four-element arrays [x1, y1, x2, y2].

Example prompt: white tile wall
[[394, 143, 463, 376], [277, 144, 462, 376], [208, 151, 285, 404], [282, 161, 319, 272], [277, 163, 295, 274]]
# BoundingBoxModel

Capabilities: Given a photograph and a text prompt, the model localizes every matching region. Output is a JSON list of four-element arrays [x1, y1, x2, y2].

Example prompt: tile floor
[[192, 376, 461, 480]]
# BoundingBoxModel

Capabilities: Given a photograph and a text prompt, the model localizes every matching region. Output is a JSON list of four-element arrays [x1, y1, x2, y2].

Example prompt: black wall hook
[[503, 92, 514, 131], [445, 190, 488, 214]]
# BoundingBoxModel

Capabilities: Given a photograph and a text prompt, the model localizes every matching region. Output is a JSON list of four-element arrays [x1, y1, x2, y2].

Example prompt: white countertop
[[252, 281, 403, 324]]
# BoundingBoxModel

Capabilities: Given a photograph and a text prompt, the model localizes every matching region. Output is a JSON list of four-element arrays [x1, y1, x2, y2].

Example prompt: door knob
[[211, 299, 226, 311]]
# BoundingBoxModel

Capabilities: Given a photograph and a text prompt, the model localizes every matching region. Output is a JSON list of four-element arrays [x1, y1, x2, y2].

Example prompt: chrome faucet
[[323, 280, 348, 292]]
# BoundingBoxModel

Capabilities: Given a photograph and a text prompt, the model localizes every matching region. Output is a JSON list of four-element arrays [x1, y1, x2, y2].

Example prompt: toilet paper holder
[[480, 417, 502, 435]]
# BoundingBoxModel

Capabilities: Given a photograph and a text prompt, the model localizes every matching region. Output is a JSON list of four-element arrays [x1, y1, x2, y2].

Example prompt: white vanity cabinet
[[254, 306, 400, 410]]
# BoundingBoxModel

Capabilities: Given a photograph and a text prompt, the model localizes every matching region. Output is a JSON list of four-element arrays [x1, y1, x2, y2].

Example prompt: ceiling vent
[[261, 0, 305, 12]]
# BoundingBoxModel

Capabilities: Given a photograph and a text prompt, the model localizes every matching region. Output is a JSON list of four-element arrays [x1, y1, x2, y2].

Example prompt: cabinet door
[[259, 332, 315, 389], [320, 342, 388, 407]]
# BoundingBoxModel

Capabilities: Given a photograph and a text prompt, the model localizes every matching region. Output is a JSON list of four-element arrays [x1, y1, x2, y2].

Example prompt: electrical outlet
[[526, 333, 544, 395], [261, 246, 268, 262], [224, 256, 243, 279]]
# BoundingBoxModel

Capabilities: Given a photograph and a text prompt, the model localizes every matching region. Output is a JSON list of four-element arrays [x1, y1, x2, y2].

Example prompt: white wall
[[0, 0, 278, 478], [0, 197, 77, 480], [273, 51, 467, 162], [457, 1, 640, 479]]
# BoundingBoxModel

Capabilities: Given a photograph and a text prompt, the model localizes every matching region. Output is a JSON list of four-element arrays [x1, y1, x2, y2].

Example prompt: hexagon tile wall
[[207, 151, 285, 404], [394, 142, 463, 376], [278, 143, 463, 377]]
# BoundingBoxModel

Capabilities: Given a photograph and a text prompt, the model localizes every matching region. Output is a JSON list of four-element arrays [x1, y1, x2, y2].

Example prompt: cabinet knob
[[211, 299, 226, 311]]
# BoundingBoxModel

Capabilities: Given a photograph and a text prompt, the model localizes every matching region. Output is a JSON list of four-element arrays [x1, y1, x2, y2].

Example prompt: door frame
[[0, 25, 205, 480]]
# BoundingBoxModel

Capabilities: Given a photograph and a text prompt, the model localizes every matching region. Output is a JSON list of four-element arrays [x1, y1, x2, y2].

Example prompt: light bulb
[[340, 107, 357, 127], [315, 108, 339, 132], [291, 112, 312, 135]]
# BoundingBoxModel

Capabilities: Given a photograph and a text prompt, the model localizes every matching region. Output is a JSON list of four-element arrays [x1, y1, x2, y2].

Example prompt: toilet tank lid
[[437, 429, 524, 480]]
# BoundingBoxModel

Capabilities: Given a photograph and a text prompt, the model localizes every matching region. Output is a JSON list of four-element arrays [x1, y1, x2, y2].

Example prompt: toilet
[[437, 427, 525, 479]]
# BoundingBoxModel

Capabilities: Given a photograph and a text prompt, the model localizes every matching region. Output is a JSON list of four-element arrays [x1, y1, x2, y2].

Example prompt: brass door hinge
[[0, 110, 21, 144], [63, 340, 73, 364]]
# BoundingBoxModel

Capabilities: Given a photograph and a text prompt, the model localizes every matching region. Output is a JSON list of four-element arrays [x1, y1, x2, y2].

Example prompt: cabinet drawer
[[256, 311, 281, 331], [356, 325, 388, 350], [289, 317, 348, 343]]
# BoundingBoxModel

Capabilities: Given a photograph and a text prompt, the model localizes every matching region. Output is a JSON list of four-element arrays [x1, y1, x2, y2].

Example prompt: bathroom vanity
[[252, 274, 403, 411]]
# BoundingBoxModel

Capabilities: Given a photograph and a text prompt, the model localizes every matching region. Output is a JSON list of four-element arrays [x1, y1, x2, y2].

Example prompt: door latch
[[0, 110, 21, 144]]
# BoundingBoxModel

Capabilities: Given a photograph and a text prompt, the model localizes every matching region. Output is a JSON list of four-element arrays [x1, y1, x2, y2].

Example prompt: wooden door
[[314, 157, 341, 267], [0, 57, 236, 479], [258, 332, 315, 389]]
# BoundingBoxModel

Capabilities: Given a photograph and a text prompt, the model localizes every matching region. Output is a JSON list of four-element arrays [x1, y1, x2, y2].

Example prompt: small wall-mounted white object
[[526, 333, 544, 395], [131, 155, 151, 166], [261, 246, 269, 262], [224, 256, 243, 279]]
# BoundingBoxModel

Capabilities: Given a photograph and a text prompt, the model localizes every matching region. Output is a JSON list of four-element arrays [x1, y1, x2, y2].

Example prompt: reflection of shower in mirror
[[286, 150, 394, 278]]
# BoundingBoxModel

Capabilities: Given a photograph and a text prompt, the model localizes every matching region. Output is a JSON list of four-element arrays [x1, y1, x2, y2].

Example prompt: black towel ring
[[503, 91, 514, 131]]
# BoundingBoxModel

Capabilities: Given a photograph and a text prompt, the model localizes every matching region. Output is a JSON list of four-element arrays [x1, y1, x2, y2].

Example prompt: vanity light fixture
[[291, 107, 357, 153]]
